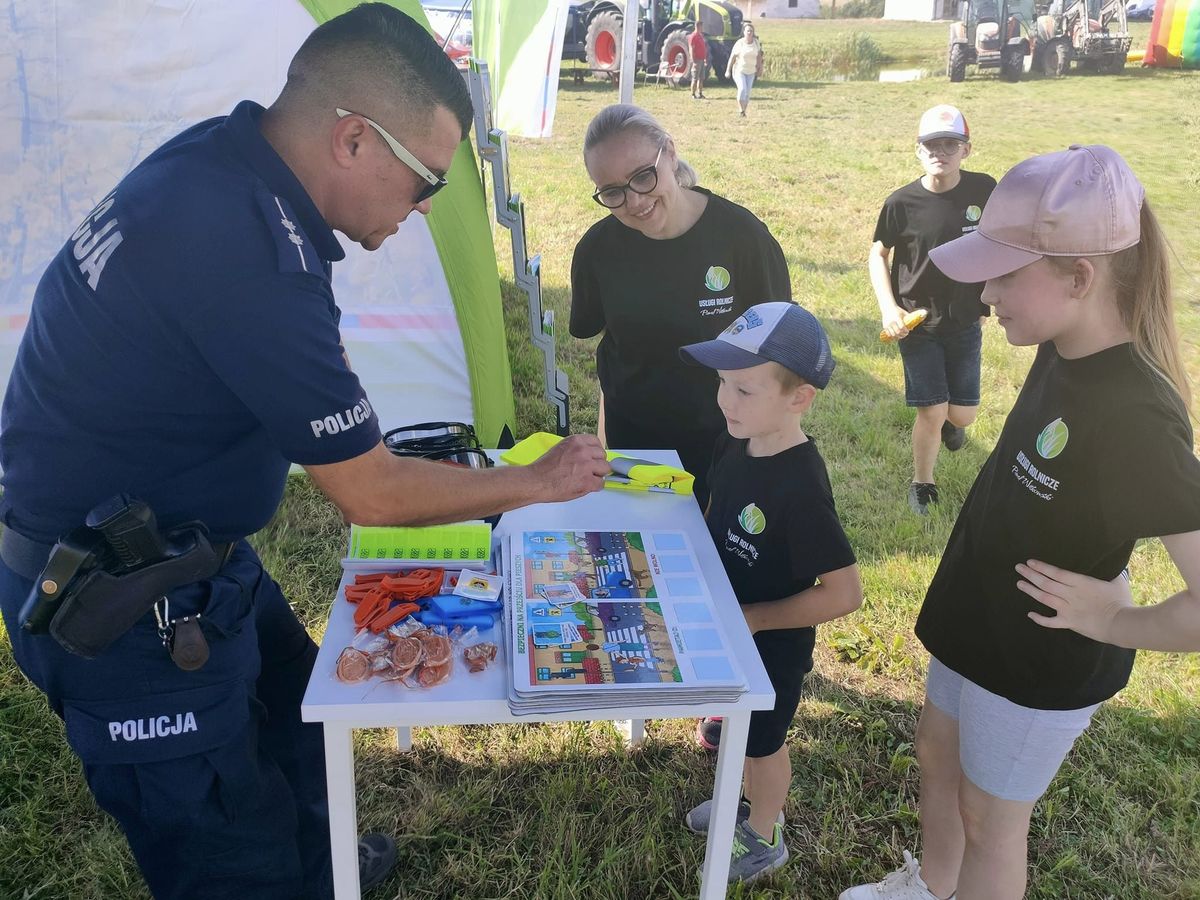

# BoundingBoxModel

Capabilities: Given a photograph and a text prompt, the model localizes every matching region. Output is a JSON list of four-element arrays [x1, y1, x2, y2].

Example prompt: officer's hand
[[531, 434, 610, 502], [881, 306, 909, 340]]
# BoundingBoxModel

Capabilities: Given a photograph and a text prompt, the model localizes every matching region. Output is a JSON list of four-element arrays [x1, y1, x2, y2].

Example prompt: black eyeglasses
[[591, 145, 665, 209], [336, 108, 449, 204]]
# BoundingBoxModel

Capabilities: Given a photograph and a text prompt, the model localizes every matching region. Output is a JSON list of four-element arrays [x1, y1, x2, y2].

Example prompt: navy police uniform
[[0, 101, 382, 898]]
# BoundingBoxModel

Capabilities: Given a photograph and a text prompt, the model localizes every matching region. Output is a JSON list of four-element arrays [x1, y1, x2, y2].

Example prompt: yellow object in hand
[[880, 308, 928, 342]]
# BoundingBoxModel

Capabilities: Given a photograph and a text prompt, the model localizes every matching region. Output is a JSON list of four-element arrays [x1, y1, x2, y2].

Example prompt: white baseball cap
[[918, 105, 970, 143], [930, 144, 1145, 283]]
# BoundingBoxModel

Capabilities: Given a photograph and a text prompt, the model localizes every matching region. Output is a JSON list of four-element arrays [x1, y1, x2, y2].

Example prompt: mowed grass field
[[3, 18, 1200, 900]]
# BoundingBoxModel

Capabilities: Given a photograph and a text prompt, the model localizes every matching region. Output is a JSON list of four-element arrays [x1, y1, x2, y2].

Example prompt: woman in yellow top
[[725, 23, 765, 117]]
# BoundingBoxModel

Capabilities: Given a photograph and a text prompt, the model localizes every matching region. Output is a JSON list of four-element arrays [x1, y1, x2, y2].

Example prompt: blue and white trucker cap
[[679, 302, 836, 389]]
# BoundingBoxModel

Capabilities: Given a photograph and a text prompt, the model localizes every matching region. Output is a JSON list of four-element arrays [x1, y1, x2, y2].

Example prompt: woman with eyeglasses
[[570, 103, 790, 506], [726, 23, 765, 118]]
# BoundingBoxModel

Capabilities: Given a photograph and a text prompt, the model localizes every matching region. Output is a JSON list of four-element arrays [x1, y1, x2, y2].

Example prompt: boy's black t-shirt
[[916, 342, 1200, 710], [873, 171, 997, 334], [570, 188, 791, 438], [706, 432, 857, 657]]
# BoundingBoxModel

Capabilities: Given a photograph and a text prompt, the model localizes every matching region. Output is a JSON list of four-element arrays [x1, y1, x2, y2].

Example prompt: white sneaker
[[839, 850, 955, 899]]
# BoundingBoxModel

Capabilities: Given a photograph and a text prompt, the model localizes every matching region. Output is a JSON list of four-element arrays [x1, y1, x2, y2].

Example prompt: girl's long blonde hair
[[1051, 199, 1190, 410], [1064, 200, 1192, 411], [583, 104, 698, 189]]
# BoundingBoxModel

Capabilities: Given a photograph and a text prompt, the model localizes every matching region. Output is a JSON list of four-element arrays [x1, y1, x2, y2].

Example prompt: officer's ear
[[332, 115, 368, 169]]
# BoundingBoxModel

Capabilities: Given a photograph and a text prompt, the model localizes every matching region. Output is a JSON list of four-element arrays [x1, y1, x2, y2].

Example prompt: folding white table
[[301, 450, 775, 899]]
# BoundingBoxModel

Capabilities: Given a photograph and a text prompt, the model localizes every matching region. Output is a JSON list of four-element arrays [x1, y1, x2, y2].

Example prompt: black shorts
[[746, 626, 815, 758], [896, 321, 982, 408]]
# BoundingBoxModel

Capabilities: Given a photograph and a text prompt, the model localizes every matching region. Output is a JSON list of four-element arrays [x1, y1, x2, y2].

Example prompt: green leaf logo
[[966, 205, 982, 223], [738, 503, 766, 535], [704, 265, 731, 292], [1035, 418, 1069, 460]]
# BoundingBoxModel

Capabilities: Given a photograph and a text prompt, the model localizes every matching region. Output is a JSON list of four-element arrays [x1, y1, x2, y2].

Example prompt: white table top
[[301, 450, 775, 727]]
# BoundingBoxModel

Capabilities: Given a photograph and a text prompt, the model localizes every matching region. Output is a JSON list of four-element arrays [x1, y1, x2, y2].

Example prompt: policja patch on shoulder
[[254, 186, 327, 278]]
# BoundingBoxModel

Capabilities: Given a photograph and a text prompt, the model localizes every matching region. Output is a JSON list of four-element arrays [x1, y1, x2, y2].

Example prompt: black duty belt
[[1, 526, 233, 583]]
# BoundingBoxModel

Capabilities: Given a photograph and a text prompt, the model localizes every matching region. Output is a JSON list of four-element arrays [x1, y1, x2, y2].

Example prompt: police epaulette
[[254, 186, 325, 278]]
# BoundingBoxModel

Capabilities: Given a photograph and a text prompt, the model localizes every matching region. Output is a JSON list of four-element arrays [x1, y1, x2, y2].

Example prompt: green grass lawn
[[3, 20, 1199, 900]]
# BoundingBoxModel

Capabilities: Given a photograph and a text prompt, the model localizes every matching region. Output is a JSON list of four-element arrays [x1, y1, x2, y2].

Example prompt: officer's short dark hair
[[288, 2, 472, 139]]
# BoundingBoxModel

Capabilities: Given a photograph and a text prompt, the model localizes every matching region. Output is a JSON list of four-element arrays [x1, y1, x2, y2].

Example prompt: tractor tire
[[1001, 47, 1024, 81], [708, 41, 731, 84], [1101, 51, 1128, 73], [585, 9, 624, 79], [948, 43, 968, 82], [658, 30, 691, 87]]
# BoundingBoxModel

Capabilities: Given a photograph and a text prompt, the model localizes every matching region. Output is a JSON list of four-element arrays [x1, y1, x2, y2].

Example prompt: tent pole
[[442, 0, 472, 49], [620, 0, 638, 103]]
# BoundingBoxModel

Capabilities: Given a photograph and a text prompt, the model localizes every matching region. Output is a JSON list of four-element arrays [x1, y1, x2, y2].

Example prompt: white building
[[730, 0, 822, 19], [883, 0, 956, 19]]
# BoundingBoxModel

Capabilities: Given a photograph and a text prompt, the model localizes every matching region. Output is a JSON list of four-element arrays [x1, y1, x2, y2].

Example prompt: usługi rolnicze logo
[[705, 265, 731, 291], [1012, 418, 1068, 501], [699, 265, 734, 317], [726, 502, 765, 565]]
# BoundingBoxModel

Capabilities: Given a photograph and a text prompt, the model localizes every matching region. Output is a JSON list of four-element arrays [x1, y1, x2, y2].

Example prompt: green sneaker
[[726, 820, 789, 884]]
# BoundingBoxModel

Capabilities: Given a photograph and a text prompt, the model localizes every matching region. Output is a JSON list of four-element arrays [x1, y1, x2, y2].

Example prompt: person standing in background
[[869, 105, 996, 516], [726, 23, 765, 117], [688, 23, 709, 99]]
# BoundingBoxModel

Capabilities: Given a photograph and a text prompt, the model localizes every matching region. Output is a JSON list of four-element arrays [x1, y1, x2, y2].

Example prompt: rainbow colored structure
[[1144, 0, 1200, 67]]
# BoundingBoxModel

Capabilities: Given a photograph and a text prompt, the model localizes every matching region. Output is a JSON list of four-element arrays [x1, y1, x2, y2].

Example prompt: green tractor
[[947, 0, 1038, 81], [1033, 0, 1131, 75], [564, 0, 744, 86]]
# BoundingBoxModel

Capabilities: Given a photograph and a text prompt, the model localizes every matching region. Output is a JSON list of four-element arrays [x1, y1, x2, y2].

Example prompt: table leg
[[395, 726, 412, 753], [698, 712, 749, 899], [323, 724, 361, 900], [615, 718, 645, 747]]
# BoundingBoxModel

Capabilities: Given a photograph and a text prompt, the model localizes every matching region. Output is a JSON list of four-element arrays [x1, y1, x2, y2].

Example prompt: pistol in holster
[[18, 494, 231, 658]]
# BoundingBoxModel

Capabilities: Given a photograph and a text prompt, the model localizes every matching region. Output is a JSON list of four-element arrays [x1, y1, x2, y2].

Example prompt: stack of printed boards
[[502, 530, 748, 715]]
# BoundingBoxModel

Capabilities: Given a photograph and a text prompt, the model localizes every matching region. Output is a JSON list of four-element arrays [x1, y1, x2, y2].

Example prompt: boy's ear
[[791, 383, 818, 414], [960, 141, 972, 160]]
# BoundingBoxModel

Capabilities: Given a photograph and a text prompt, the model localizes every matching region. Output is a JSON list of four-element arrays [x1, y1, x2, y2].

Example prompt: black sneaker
[[908, 482, 939, 516], [941, 421, 966, 452], [358, 833, 397, 892]]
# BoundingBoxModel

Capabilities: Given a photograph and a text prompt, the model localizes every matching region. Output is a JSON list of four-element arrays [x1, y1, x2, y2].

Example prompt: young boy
[[678, 302, 863, 883], [869, 105, 996, 515]]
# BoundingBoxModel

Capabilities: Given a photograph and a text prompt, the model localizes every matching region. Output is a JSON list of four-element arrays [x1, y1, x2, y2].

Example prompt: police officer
[[0, 5, 609, 898]]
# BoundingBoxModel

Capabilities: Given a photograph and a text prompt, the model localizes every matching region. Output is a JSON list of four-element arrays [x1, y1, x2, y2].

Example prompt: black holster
[[49, 527, 228, 659]]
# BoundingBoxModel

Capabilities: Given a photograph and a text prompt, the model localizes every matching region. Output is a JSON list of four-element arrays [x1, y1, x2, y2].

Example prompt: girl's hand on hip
[[1016, 559, 1133, 644]]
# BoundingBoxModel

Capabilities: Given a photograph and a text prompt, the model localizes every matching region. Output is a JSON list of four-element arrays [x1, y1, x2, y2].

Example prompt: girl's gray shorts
[[925, 656, 1099, 802]]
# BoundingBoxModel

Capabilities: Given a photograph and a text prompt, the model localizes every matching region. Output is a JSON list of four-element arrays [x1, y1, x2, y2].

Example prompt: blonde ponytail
[[1112, 200, 1192, 412]]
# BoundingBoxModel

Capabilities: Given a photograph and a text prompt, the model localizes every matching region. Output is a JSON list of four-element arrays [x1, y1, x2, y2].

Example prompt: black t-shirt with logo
[[873, 171, 996, 334], [570, 188, 790, 493], [706, 432, 857, 659], [916, 343, 1200, 710]]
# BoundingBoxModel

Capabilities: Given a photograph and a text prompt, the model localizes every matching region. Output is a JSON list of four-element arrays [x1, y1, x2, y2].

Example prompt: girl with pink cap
[[842, 145, 1200, 899]]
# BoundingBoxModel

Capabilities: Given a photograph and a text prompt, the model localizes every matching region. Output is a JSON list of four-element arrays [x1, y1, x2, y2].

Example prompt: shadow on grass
[[347, 663, 1200, 900]]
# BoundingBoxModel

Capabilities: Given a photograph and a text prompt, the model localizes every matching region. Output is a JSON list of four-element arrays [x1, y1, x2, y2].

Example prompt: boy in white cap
[[842, 146, 1200, 899], [678, 302, 863, 884], [869, 105, 997, 515]]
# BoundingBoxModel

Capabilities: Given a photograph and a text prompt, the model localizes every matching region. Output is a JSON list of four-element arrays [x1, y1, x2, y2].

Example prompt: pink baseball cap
[[918, 104, 970, 143], [930, 144, 1145, 283]]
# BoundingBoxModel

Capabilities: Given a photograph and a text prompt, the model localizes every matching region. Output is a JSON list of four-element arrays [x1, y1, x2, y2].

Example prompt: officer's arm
[[305, 437, 610, 526]]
